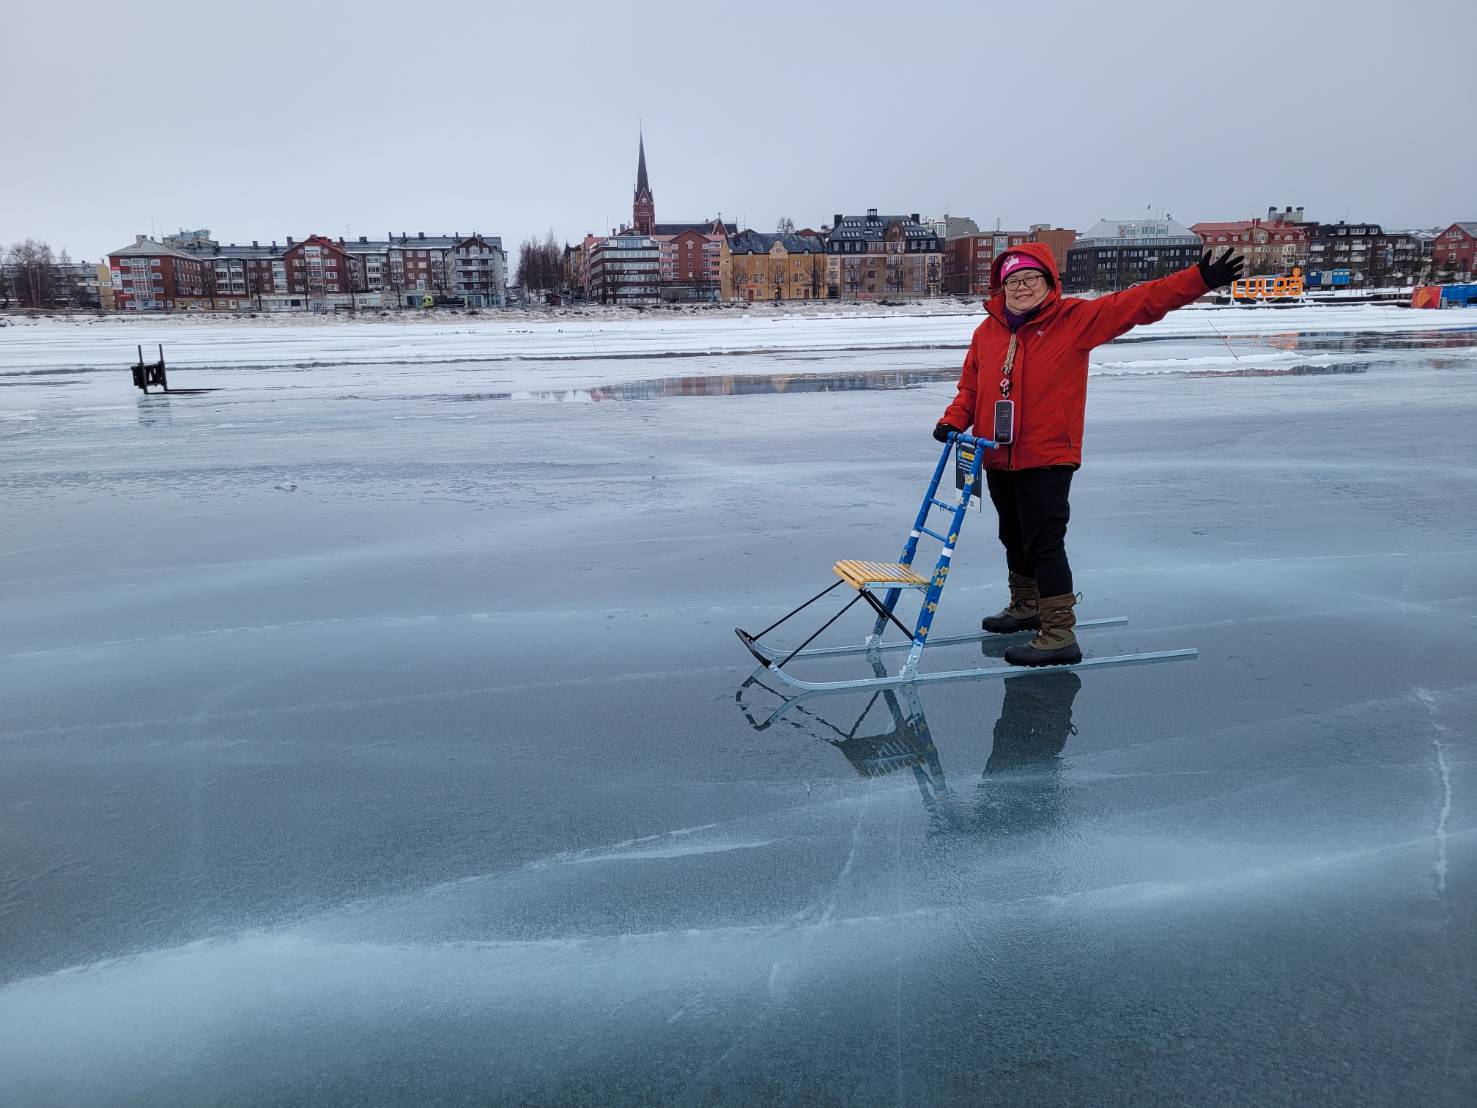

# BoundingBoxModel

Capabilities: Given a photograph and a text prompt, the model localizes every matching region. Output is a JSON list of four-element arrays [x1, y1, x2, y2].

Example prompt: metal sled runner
[[734, 431, 1197, 692]]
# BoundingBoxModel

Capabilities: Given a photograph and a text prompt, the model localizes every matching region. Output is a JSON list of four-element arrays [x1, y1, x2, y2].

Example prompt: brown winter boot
[[1003, 592, 1082, 667], [981, 572, 1041, 634]]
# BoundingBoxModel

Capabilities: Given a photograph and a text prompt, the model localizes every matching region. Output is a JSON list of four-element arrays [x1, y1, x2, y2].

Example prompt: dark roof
[[828, 211, 937, 243], [178, 241, 281, 259], [1307, 221, 1383, 236], [728, 229, 826, 255], [652, 221, 734, 236]]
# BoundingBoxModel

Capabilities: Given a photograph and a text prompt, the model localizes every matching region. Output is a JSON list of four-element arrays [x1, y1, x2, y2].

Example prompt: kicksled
[[735, 432, 1197, 693]]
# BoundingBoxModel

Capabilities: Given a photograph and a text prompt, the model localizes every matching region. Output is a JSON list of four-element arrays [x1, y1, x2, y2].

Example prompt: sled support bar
[[751, 579, 844, 641], [739, 616, 1130, 665], [759, 647, 1198, 694]]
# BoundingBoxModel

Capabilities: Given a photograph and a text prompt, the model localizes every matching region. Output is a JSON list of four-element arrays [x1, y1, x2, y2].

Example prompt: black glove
[[933, 423, 960, 443], [1199, 247, 1245, 289]]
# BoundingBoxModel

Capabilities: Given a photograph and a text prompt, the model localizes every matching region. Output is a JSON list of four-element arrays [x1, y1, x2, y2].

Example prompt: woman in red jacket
[[935, 242, 1244, 666]]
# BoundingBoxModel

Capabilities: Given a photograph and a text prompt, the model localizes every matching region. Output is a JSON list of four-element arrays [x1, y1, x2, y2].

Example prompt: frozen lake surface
[[2, 308, 1475, 1105]]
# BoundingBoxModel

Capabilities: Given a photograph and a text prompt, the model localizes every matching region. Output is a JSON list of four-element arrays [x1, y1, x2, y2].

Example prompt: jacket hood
[[985, 240, 1062, 314]]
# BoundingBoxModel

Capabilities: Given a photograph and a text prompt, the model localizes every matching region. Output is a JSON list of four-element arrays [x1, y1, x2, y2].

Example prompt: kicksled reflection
[[737, 653, 1082, 835]]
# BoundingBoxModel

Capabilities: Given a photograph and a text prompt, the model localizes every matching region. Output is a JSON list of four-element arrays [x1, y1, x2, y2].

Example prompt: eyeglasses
[[1002, 273, 1044, 292]]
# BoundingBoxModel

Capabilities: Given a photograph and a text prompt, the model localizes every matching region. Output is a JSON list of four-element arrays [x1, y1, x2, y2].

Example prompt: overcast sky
[[8, 0, 1474, 262]]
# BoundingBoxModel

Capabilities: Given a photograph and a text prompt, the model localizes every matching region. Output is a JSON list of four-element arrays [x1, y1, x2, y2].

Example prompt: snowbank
[[2, 303, 1474, 378]]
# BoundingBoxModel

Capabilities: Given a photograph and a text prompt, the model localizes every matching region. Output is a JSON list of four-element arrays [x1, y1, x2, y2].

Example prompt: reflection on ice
[[529, 366, 960, 402], [738, 664, 1082, 838]]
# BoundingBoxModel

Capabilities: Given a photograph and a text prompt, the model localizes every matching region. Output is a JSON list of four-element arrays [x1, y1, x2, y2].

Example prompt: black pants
[[985, 466, 1074, 598]]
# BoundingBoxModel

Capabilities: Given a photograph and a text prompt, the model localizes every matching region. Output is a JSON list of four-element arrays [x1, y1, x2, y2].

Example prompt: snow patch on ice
[[554, 840, 778, 865], [1414, 688, 1454, 895]]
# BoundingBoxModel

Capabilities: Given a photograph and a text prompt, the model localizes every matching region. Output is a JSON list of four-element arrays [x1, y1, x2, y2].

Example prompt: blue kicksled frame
[[735, 431, 1197, 692]]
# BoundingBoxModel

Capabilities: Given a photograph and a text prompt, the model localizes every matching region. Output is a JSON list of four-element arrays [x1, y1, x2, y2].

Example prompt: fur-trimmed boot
[[981, 572, 1040, 634], [1003, 592, 1082, 667]]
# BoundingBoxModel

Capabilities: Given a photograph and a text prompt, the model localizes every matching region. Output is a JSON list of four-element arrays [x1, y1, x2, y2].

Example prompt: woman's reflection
[[972, 671, 1081, 836], [736, 666, 1084, 835]]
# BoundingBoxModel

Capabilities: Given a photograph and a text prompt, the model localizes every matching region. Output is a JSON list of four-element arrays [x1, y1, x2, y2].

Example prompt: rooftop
[[107, 235, 202, 262], [728, 230, 827, 255], [1078, 218, 1200, 245], [829, 210, 937, 242]]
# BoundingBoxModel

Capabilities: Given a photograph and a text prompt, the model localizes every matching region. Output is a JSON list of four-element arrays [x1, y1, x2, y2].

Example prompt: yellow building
[[725, 230, 829, 301], [95, 263, 115, 311]]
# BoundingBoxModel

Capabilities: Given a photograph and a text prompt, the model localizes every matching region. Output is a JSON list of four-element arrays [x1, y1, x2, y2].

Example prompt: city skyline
[[7, 0, 1474, 263]]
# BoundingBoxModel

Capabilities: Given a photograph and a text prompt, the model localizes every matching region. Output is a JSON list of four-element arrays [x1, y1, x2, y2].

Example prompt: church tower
[[632, 132, 655, 235]]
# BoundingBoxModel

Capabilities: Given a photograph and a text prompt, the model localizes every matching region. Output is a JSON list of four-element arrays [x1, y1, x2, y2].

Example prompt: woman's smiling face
[[1002, 269, 1050, 313]]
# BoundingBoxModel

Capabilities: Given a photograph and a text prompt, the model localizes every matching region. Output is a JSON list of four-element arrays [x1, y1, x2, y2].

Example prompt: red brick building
[[944, 225, 1076, 296], [1432, 222, 1477, 281], [1192, 208, 1309, 276], [281, 235, 365, 306], [107, 235, 213, 311], [656, 228, 716, 289]]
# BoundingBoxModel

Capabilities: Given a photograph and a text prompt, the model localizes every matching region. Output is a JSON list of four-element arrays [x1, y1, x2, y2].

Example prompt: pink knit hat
[[999, 252, 1047, 281]]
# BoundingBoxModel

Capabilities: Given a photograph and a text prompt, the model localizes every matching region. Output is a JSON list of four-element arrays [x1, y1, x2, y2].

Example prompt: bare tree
[[8, 240, 57, 309], [515, 232, 564, 295], [54, 248, 78, 308], [770, 254, 786, 302], [726, 252, 745, 301], [519, 244, 536, 293], [809, 252, 827, 300], [385, 248, 408, 309], [541, 230, 560, 294], [776, 216, 795, 234], [244, 264, 264, 311], [885, 257, 905, 298]]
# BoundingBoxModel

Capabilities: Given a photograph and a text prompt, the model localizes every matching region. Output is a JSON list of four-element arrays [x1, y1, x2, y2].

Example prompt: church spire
[[632, 129, 654, 235]]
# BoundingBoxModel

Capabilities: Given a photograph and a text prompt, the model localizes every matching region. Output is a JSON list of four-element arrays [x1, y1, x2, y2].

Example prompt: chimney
[[1268, 206, 1277, 221], [867, 208, 878, 218], [417, 231, 424, 239], [834, 213, 843, 228], [359, 236, 367, 243], [252, 240, 258, 247], [1295, 207, 1305, 221], [287, 236, 294, 245], [911, 213, 920, 223]]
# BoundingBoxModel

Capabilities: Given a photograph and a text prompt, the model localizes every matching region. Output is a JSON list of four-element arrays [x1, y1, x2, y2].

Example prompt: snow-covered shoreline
[[2, 302, 1473, 379]]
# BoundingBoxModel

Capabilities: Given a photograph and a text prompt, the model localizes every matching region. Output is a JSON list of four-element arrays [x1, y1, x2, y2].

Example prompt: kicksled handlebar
[[947, 431, 999, 450]]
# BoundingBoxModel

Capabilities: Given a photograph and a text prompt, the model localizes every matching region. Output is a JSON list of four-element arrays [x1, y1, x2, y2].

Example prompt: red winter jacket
[[940, 241, 1208, 470]]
